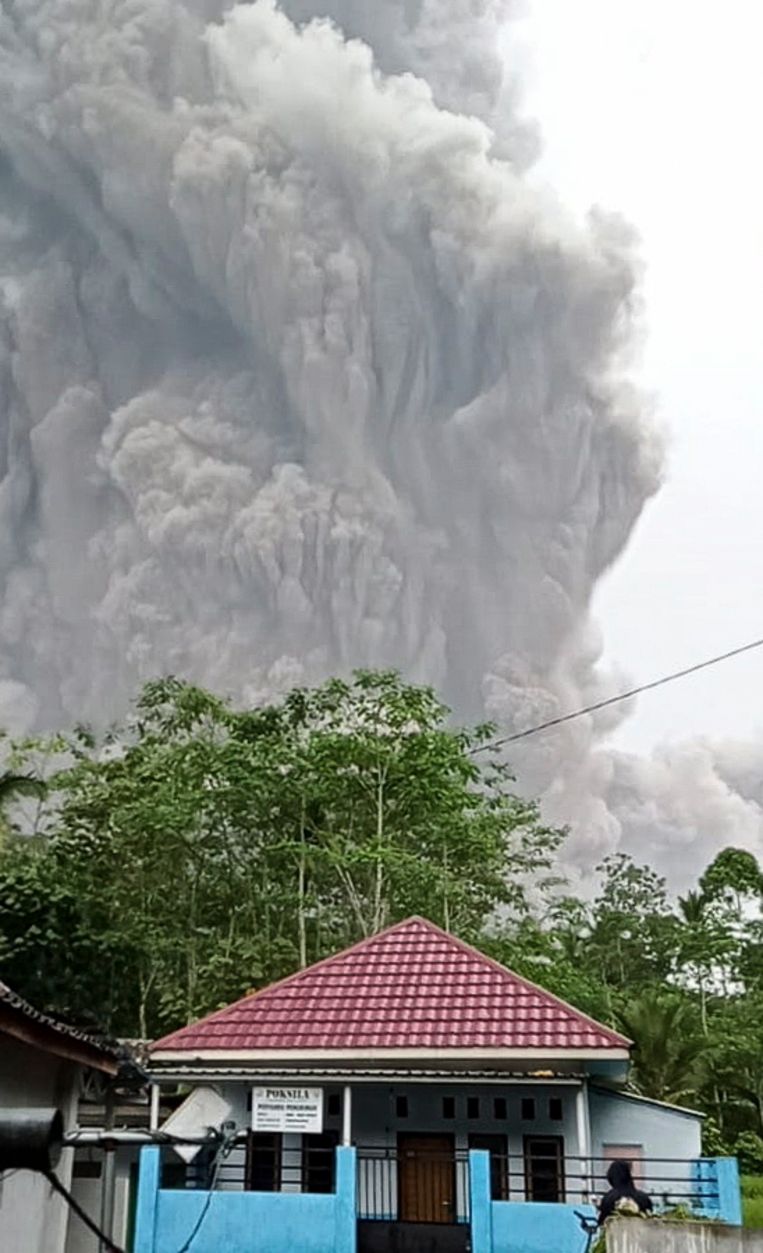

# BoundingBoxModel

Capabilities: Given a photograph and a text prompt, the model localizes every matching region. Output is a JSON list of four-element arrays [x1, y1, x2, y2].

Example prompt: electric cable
[[470, 634, 763, 754], [43, 1169, 125, 1253], [174, 1127, 238, 1253]]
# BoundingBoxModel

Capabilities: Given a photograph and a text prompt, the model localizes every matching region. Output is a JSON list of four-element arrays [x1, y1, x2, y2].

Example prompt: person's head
[[606, 1159, 635, 1189]]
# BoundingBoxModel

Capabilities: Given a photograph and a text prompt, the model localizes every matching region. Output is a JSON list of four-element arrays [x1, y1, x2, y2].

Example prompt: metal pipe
[[99, 1090, 116, 1253], [575, 1082, 592, 1200], [64, 1130, 236, 1147], [341, 1085, 352, 1147], [149, 1084, 160, 1132]]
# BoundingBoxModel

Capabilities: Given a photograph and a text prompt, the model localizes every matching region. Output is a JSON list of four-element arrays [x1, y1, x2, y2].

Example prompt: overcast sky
[[514, 0, 763, 752]]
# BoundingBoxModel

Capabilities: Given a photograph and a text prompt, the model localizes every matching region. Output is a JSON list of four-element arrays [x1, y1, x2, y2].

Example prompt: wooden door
[[398, 1134, 456, 1223]]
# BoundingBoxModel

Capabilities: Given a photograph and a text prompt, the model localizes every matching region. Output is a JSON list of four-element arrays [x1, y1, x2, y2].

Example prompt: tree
[[616, 992, 710, 1104], [42, 672, 564, 1036], [0, 838, 137, 1031], [584, 855, 677, 992]]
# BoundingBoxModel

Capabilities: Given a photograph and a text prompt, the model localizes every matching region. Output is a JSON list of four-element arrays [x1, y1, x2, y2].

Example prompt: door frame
[[523, 1134, 566, 1203]]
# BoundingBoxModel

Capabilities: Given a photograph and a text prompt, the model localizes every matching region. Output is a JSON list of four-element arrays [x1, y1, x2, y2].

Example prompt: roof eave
[[0, 1009, 119, 1075], [149, 1045, 631, 1066]]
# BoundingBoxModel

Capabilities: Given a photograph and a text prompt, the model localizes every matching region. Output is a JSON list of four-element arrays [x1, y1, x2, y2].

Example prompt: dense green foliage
[[0, 672, 761, 1165], [742, 1177, 763, 1228]]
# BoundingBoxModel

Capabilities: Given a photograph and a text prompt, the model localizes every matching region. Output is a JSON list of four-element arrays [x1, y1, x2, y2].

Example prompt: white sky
[[515, 0, 763, 752]]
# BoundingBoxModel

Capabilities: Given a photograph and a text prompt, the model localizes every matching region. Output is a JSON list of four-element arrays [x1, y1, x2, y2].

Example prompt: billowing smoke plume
[[0, 0, 760, 879]]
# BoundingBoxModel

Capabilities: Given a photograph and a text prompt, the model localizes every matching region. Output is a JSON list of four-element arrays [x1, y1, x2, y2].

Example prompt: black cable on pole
[[175, 1128, 238, 1253], [470, 634, 763, 754], [44, 1170, 125, 1253]]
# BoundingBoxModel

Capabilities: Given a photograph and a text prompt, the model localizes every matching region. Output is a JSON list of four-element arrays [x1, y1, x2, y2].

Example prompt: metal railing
[[160, 1139, 337, 1195], [357, 1147, 470, 1223], [481, 1153, 720, 1211], [356, 1148, 719, 1217]]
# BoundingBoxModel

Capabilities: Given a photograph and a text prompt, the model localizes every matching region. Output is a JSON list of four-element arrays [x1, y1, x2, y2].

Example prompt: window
[[304, 1131, 338, 1194], [548, 1097, 563, 1122], [469, 1134, 509, 1200], [521, 1098, 535, 1121], [246, 1133, 281, 1192], [328, 1093, 341, 1118], [493, 1098, 507, 1120], [442, 1096, 455, 1120], [396, 1095, 409, 1119], [524, 1136, 565, 1203], [467, 1097, 480, 1120]]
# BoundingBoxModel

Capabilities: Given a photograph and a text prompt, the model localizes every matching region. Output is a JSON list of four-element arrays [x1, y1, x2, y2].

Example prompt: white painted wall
[[164, 1079, 705, 1212], [64, 1150, 135, 1253], [0, 1035, 79, 1253], [589, 1088, 703, 1204], [216, 1080, 584, 1203]]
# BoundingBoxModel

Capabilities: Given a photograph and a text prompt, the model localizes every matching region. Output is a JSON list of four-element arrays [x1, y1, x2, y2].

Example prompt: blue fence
[[692, 1158, 743, 1227], [133, 1144, 741, 1253], [469, 1151, 742, 1253], [133, 1144, 357, 1253], [469, 1151, 596, 1253]]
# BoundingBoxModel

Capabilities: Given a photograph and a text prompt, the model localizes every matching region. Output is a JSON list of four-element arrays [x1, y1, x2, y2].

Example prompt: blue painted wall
[[693, 1158, 743, 1226], [134, 1145, 357, 1253], [469, 1147, 596, 1253], [154, 1190, 336, 1253], [491, 1202, 596, 1253]]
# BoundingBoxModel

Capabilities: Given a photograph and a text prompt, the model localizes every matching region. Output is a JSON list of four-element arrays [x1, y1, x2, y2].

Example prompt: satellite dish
[[160, 1086, 234, 1163]]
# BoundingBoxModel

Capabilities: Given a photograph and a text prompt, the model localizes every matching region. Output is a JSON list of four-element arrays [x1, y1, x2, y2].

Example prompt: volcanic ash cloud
[[3, 0, 757, 877]]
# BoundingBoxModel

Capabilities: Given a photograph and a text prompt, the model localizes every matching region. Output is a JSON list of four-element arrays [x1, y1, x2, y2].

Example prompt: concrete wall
[[134, 1144, 357, 1253], [608, 1219, 763, 1253], [0, 1034, 80, 1253]]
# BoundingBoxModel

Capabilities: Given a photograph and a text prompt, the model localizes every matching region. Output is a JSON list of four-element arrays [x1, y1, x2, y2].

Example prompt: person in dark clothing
[[597, 1159, 653, 1226]]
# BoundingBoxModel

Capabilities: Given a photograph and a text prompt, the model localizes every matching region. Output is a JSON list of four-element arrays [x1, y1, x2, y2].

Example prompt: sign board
[[251, 1086, 324, 1134]]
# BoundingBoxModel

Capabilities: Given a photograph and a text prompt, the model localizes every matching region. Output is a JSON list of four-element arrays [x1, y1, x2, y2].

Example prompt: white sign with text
[[251, 1086, 324, 1133]]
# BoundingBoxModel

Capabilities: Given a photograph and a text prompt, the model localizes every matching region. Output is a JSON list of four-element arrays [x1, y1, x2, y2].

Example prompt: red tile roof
[[152, 917, 628, 1055]]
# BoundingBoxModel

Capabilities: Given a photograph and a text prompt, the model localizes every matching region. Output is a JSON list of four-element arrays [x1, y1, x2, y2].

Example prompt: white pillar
[[149, 1083, 160, 1132], [575, 1082, 591, 1202], [342, 1085, 352, 1147]]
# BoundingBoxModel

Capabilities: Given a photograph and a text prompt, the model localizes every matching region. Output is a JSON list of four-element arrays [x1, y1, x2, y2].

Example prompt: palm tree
[[677, 889, 706, 926], [617, 992, 711, 1104]]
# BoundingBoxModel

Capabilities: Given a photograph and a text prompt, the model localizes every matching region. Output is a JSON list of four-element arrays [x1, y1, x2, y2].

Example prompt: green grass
[[741, 1176, 763, 1228]]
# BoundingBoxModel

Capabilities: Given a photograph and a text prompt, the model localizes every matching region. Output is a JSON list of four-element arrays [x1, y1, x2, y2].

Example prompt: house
[[135, 917, 742, 1253], [0, 979, 122, 1253]]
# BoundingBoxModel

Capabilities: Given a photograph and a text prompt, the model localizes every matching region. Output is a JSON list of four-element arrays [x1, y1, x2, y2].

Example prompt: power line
[[44, 1170, 125, 1253], [471, 634, 763, 754], [174, 1128, 238, 1253]]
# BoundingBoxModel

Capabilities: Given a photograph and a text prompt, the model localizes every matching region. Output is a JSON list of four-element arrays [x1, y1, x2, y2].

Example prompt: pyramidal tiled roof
[[152, 918, 628, 1055]]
